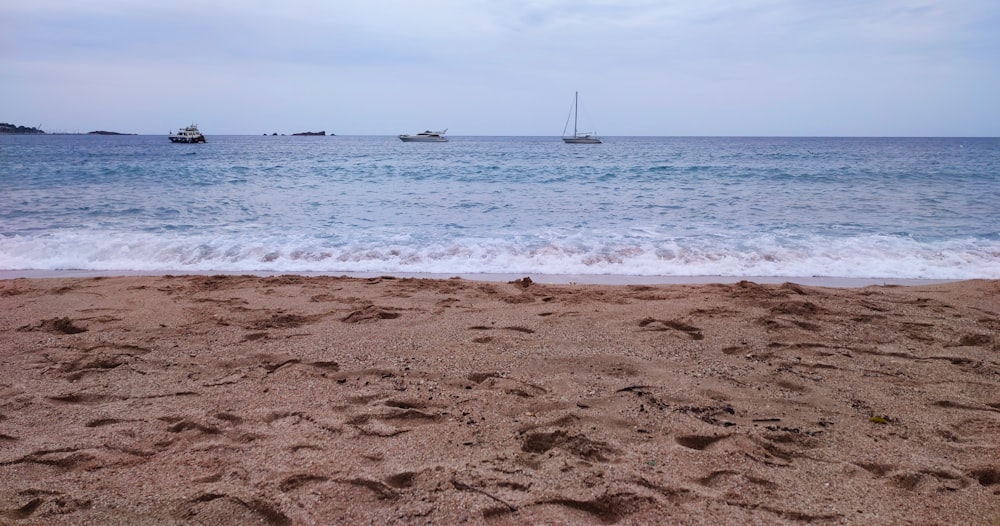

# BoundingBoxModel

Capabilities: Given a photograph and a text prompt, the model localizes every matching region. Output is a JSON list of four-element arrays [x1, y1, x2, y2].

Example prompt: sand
[[1, 275, 998, 525]]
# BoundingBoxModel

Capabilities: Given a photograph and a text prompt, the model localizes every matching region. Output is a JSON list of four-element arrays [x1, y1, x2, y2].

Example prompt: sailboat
[[562, 91, 602, 144]]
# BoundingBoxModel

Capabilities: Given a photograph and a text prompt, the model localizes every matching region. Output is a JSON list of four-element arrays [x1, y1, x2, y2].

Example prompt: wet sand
[[1, 275, 998, 524]]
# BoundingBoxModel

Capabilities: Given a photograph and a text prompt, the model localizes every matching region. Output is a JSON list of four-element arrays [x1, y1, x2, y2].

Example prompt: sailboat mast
[[574, 91, 579, 137]]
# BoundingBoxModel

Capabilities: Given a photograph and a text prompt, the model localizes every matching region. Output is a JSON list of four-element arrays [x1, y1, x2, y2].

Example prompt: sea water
[[1, 134, 998, 281]]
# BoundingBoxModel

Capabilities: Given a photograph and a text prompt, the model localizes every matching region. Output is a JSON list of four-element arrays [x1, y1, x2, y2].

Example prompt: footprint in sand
[[675, 434, 729, 451], [638, 317, 704, 340]]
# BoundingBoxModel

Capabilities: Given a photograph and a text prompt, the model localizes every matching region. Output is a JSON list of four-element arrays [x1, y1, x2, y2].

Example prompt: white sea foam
[[1, 231, 996, 279]]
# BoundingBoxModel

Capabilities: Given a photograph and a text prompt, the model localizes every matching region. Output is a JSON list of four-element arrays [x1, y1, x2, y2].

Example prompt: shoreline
[[0, 269, 960, 288]]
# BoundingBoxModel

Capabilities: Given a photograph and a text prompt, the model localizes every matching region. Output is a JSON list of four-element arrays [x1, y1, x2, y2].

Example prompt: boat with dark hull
[[169, 125, 206, 143]]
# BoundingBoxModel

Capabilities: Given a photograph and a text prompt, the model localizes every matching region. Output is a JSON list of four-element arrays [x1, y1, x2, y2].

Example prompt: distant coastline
[[1, 122, 45, 135], [264, 131, 335, 136], [1, 122, 135, 135]]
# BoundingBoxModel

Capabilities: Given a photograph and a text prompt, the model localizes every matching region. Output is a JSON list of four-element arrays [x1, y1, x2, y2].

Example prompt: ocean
[[1, 134, 998, 283]]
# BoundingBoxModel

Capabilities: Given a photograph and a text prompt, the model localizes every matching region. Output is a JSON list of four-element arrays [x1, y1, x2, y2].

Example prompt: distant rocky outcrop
[[88, 130, 135, 135], [0, 122, 45, 134], [292, 131, 326, 136]]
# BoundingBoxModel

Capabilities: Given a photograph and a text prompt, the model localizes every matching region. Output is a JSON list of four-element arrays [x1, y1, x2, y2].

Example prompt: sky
[[3, 1, 999, 136]]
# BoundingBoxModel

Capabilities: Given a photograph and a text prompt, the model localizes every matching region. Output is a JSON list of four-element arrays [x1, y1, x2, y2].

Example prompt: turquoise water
[[1, 134, 998, 279]]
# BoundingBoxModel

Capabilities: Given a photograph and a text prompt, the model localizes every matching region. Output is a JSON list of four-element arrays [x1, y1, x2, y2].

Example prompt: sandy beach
[[1, 274, 998, 525]]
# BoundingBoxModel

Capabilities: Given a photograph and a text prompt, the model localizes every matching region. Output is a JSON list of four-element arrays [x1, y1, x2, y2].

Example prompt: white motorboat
[[169, 124, 206, 143], [562, 92, 601, 144], [399, 129, 448, 142]]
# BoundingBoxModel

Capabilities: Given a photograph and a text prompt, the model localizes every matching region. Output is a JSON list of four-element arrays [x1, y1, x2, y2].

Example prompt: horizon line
[[8, 133, 1000, 139]]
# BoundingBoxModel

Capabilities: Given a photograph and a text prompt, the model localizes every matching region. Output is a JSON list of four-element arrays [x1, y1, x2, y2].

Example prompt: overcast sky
[[3, 1, 998, 136]]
